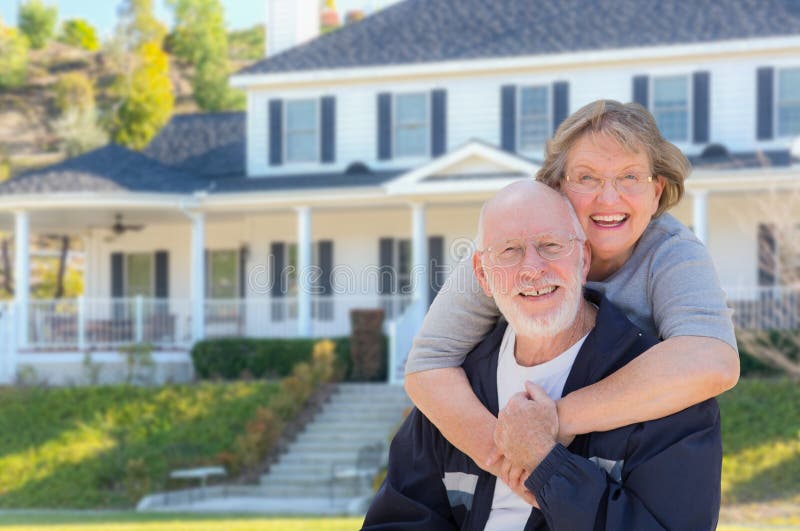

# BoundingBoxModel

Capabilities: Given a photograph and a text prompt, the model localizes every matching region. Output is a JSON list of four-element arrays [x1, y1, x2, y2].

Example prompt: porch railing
[[725, 285, 800, 330], [19, 294, 415, 351]]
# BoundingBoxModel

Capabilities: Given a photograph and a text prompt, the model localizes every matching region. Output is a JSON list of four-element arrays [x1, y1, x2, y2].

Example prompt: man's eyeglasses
[[563, 172, 653, 195], [480, 232, 581, 267]]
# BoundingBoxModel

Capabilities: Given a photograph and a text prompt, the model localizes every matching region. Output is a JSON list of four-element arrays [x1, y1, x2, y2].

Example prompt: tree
[[0, 17, 29, 88], [116, 0, 167, 51], [109, 42, 174, 150], [18, 0, 58, 49], [59, 18, 100, 51], [54, 72, 95, 115], [167, 0, 244, 111], [54, 107, 108, 156]]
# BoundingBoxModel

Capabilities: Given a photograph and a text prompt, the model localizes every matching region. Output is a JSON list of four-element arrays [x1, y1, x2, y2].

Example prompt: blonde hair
[[536, 100, 690, 217]]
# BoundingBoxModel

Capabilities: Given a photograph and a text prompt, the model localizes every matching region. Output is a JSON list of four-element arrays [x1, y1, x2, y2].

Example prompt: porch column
[[190, 212, 205, 342], [296, 206, 312, 337], [411, 203, 428, 304], [14, 211, 30, 349], [692, 190, 709, 245]]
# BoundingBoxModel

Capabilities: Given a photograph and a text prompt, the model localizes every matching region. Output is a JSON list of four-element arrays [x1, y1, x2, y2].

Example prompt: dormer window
[[778, 68, 800, 137], [518, 85, 550, 152], [653, 75, 689, 142], [394, 93, 430, 158], [285, 99, 319, 163]]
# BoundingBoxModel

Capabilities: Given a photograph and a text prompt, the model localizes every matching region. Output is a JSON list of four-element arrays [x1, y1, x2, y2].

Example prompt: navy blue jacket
[[362, 291, 722, 530]]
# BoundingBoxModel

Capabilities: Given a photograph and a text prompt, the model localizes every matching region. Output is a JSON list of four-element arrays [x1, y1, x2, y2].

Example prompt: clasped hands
[[487, 381, 570, 508]]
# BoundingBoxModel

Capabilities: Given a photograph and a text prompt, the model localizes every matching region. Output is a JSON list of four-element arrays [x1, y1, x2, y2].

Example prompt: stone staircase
[[258, 382, 411, 502]]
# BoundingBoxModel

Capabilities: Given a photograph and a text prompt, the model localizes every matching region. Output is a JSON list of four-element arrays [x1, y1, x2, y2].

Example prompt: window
[[653, 76, 689, 142], [778, 68, 800, 137], [285, 99, 318, 162], [206, 250, 238, 299], [394, 93, 429, 158], [518, 85, 550, 151], [126, 253, 153, 297]]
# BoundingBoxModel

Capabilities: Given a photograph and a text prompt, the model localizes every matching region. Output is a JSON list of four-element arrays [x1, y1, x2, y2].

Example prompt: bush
[[18, 0, 58, 50], [59, 18, 99, 51], [53, 72, 95, 115], [0, 19, 29, 89], [736, 329, 796, 377], [191, 336, 366, 380]]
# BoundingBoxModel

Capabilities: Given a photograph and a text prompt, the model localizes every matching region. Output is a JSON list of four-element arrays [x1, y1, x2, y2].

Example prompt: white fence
[[725, 285, 800, 330], [0, 302, 15, 383]]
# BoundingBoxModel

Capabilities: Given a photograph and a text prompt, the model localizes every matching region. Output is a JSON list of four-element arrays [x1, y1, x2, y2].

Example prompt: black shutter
[[377, 93, 392, 160], [268, 99, 283, 166], [239, 246, 247, 298], [270, 242, 285, 296], [431, 89, 447, 156], [321, 96, 336, 163], [378, 238, 395, 294], [633, 75, 649, 108], [757, 67, 775, 141], [427, 236, 445, 307], [692, 71, 710, 144], [501, 85, 517, 152], [552, 81, 569, 134], [154, 250, 168, 298], [318, 240, 333, 296], [758, 223, 777, 286], [111, 252, 124, 298]]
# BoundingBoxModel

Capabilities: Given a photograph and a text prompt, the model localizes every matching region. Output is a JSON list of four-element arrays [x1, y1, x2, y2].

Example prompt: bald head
[[476, 180, 583, 250]]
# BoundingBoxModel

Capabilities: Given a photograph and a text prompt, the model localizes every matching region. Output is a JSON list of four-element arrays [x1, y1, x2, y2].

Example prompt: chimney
[[265, 0, 320, 57]]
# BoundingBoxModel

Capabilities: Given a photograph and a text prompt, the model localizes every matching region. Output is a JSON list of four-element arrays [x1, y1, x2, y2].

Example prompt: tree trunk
[[54, 235, 70, 299], [1, 238, 13, 296]]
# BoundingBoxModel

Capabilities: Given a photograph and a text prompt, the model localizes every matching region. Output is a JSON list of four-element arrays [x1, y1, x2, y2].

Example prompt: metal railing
[[725, 285, 800, 330]]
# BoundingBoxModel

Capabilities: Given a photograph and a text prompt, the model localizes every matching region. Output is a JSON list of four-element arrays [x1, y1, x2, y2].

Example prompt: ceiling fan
[[100, 214, 145, 242]]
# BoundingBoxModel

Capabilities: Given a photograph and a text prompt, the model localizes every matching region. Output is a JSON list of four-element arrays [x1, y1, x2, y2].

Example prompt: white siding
[[245, 49, 800, 177]]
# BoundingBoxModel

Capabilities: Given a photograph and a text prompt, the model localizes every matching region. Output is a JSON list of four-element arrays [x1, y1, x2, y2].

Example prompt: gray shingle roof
[[238, 0, 800, 76], [207, 169, 403, 194], [689, 149, 796, 170], [0, 144, 207, 196], [143, 112, 246, 178]]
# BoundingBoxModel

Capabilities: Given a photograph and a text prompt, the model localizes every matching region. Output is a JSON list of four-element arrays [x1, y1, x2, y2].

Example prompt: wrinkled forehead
[[481, 193, 573, 245], [566, 130, 652, 170]]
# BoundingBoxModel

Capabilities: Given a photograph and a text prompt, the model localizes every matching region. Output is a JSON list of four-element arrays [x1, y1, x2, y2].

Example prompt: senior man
[[361, 180, 721, 530]]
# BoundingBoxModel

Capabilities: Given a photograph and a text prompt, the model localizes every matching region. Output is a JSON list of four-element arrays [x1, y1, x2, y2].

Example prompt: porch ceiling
[[0, 207, 190, 234]]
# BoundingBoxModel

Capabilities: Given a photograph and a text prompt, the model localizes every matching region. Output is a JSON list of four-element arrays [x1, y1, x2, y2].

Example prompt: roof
[[207, 169, 403, 194], [238, 0, 800, 76], [143, 112, 246, 178], [689, 148, 796, 170], [0, 144, 207, 196]]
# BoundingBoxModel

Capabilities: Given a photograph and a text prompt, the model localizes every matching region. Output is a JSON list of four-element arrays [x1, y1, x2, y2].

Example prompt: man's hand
[[494, 382, 559, 473]]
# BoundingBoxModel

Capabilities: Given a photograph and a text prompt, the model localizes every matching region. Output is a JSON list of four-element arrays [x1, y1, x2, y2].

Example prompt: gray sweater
[[405, 213, 737, 374]]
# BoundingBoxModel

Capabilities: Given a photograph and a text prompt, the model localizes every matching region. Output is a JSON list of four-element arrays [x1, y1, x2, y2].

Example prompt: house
[[1, 0, 799, 385]]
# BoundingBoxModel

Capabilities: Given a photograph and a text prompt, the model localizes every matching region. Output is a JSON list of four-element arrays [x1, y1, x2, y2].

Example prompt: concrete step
[[258, 482, 372, 499]]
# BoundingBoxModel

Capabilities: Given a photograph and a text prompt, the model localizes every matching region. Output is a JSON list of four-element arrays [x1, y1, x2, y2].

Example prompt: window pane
[[653, 76, 688, 141], [286, 100, 318, 162], [394, 93, 428, 157], [210, 250, 237, 299], [287, 243, 298, 296], [519, 86, 549, 150], [778, 69, 800, 136], [396, 93, 427, 123], [126, 253, 152, 297], [398, 239, 411, 293]]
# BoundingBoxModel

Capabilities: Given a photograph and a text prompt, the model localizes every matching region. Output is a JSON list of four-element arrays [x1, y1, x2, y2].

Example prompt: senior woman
[[403, 99, 740, 488]]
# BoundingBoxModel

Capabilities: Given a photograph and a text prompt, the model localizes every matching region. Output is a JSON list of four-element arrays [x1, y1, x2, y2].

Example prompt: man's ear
[[580, 240, 592, 283], [473, 251, 494, 297]]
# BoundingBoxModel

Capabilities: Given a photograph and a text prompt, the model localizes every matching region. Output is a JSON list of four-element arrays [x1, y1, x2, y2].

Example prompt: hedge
[[190, 336, 388, 382], [736, 329, 797, 377]]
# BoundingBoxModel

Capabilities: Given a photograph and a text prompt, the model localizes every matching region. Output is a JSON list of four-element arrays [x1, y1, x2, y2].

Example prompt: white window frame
[[651, 75, 691, 143], [284, 98, 320, 163], [776, 67, 800, 138], [517, 84, 551, 153], [124, 252, 154, 298], [206, 249, 240, 300], [393, 92, 430, 159]]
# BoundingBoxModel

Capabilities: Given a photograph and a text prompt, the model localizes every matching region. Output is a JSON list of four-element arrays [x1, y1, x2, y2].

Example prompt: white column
[[692, 190, 709, 245], [190, 212, 205, 342], [14, 211, 30, 349], [296, 206, 313, 337], [411, 203, 428, 304]]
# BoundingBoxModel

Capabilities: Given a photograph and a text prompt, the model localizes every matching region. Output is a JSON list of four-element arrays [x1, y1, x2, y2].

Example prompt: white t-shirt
[[483, 325, 588, 531]]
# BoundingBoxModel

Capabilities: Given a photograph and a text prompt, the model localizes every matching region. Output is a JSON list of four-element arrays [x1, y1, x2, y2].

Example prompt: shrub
[[53, 72, 95, 115], [191, 336, 370, 381], [736, 329, 795, 377], [59, 18, 99, 51], [18, 0, 58, 50], [0, 19, 29, 89]]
